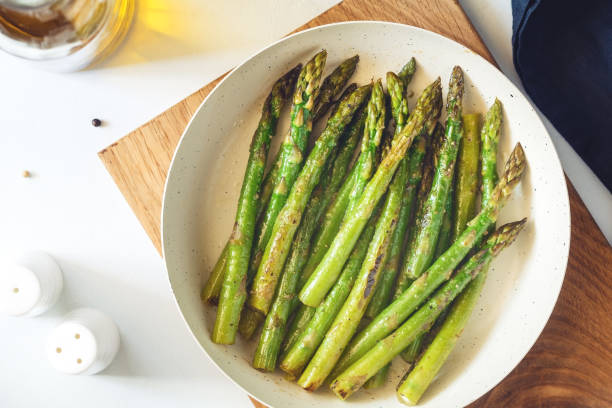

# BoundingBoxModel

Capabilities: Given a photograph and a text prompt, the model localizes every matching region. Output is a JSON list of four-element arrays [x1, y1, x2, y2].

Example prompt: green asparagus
[[279, 205, 381, 379], [298, 80, 384, 290], [433, 189, 454, 259], [330, 219, 527, 400], [282, 302, 315, 354], [209, 81, 359, 310], [313, 55, 360, 121], [248, 84, 372, 316], [452, 113, 481, 241], [201, 243, 229, 305], [329, 143, 526, 376], [252, 103, 364, 370], [238, 308, 263, 340], [204, 60, 351, 308], [361, 70, 412, 389], [297, 138, 410, 390], [346, 80, 386, 215], [326, 83, 358, 118], [210, 65, 301, 344], [248, 50, 327, 289], [481, 99, 502, 205], [279, 108, 368, 351], [363, 364, 391, 389], [364, 71, 411, 320], [277, 80, 386, 359], [397, 100, 503, 405], [398, 57, 417, 89], [401, 123, 449, 362], [299, 78, 443, 308], [398, 66, 464, 288]]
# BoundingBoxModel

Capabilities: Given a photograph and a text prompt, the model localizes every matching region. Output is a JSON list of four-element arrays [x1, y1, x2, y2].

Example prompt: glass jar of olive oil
[[0, 0, 134, 71]]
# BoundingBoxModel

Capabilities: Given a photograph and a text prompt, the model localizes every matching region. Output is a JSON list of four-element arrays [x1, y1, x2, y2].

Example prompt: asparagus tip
[[446, 66, 464, 116], [386, 71, 399, 80], [490, 218, 527, 255], [398, 57, 417, 86], [407, 56, 416, 69], [493, 142, 526, 201], [507, 142, 527, 178]]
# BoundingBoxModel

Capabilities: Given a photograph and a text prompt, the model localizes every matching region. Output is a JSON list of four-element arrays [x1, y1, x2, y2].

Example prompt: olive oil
[[0, 0, 133, 70]]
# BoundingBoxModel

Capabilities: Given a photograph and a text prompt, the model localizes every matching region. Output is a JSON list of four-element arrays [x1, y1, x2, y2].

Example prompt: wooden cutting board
[[98, 0, 612, 407]]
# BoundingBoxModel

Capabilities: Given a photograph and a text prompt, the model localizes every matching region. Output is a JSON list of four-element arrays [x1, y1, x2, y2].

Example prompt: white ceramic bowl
[[162, 22, 570, 408]]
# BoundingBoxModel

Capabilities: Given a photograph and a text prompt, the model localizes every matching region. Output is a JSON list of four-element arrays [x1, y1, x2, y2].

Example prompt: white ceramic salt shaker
[[46, 308, 120, 375], [0, 251, 63, 317]]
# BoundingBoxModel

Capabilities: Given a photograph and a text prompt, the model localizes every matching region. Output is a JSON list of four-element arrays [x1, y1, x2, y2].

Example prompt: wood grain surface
[[98, 1, 612, 406]]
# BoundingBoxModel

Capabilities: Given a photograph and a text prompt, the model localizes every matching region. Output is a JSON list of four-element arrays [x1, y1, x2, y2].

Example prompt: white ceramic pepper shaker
[[0, 250, 63, 317], [46, 308, 120, 375]]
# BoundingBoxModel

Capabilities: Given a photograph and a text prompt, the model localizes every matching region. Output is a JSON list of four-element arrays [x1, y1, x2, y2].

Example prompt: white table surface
[[1, 1, 610, 407]]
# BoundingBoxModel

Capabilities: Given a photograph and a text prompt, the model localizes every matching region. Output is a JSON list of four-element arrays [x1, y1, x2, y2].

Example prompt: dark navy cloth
[[512, 0, 612, 190]]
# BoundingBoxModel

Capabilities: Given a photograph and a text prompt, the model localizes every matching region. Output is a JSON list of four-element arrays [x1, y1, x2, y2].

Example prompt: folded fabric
[[512, 0, 612, 190]]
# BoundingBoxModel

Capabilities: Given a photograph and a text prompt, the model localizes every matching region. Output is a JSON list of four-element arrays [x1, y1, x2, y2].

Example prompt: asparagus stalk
[[330, 219, 527, 399], [299, 78, 443, 308], [284, 63, 414, 364], [398, 66, 464, 288], [398, 57, 417, 88], [255, 77, 358, 248], [249, 80, 357, 245], [364, 71, 411, 320], [247, 50, 327, 289], [253, 67, 357, 256], [247, 84, 372, 316], [345, 80, 387, 216], [326, 83, 358, 118], [363, 364, 391, 389], [279, 108, 368, 351], [481, 99, 502, 205], [238, 308, 263, 340], [297, 158, 358, 285], [329, 143, 526, 376], [452, 113, 482, 241], [298, 140, 410, 390], [279, 205, 381, 379], [391, 120, 441, 303], [252, 104, 364, 371], [312, 55, 360, 122], [210, 65, 302, 343], [278, 82, 385, 353], [299, 80, 385, 291], [243, 87, 363, 341], [401, 123, 450, 362], [201, 67, 301, 305], [401, 334, 425, 364], [281, 302, 315, 354], [397, 99, 503, 405], [361, 70, 412, 390], [201, 243, 229, 305], [433, 189, 454, 259], [204, 58, 357, 306]]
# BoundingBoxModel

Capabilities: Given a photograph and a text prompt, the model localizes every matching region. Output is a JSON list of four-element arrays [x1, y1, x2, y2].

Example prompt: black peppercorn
[[91, 118, 102, 127]]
